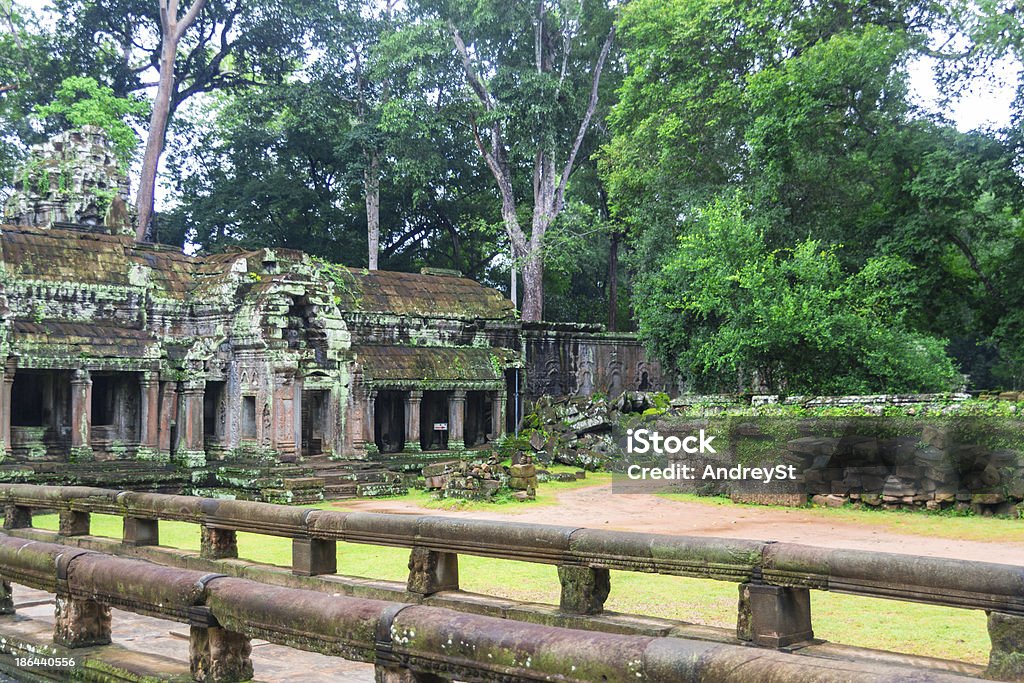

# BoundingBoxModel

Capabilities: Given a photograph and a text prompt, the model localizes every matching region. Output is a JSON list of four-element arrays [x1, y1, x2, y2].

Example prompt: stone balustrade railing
[[0, 533, 980, 682], [0, 484, 1019, 680]]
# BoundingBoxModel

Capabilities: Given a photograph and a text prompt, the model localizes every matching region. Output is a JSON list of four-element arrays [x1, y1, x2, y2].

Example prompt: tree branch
[[555, 24, 615, 212], [449, 22, 493, 110], [176, 0, 207, 41]]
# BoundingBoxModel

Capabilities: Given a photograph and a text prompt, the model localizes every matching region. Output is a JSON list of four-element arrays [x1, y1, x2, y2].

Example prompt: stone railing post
[[557, 565, 610, 615], [201, 526, 238, 561], [292, 538, 336, 576], [70, 368, 93, 462], [737, 583, 813, 648], [3, 504, 31, 530], [54, 595, 111, 648], [407, 547, 459, 595], [123, 517, 159, 546], [189, 608, 254, 683], [0, 580, 13, 615], [404, 391, 422, 453], [448, 390, 466, 451], [59, 510, 91, 536], [987, 611, 1024, 680]]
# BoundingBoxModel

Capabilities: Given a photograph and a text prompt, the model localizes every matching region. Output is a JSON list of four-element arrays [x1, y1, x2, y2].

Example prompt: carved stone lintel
[[54, 595, 111, 648], [190, 625, 254, 683]]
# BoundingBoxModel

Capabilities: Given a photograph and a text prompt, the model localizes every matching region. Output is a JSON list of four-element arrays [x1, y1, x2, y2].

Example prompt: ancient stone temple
[[0, 128, 520, 498]]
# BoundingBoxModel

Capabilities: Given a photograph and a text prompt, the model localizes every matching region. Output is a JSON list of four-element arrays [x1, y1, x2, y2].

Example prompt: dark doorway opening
[[465, 391, 489, 447], [302, 389, 328, 456], [419, 391, 451, 451], [374, 390, 406, 453]]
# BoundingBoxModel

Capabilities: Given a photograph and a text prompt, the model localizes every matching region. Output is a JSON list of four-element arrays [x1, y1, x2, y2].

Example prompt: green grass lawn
[[32, 510, 990, 665]]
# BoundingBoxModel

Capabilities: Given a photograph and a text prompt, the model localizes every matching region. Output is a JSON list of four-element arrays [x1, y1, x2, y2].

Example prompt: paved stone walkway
[[6, 586, 375, 682]]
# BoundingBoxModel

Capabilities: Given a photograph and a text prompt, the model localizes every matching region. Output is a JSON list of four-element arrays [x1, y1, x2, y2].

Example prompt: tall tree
[[407, 0, 618, 321], [52, 0, 313, 240]]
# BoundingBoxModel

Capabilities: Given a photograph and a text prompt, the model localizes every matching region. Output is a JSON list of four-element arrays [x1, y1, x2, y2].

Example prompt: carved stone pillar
[[158, 381, 177, 461], [407, 547, 459, 595], [69, 369, 93, 462], [404, 391, 422, 452], [0, 360, 12, 457], [0, 580, 12, 615], [54, 595, 111, 648], [489, 390, 506, 441], [190, 624, 254, 683], [137, 371, 160, 459], [201, 526, 238, 560], [448, 390, 466, 451], [364, 389, 378, 456], [178, 380, 206, 467], [557, 565, 610, 615]]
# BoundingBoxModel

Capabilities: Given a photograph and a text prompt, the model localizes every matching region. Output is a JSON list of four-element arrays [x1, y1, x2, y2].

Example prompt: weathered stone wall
[[523, 322, 677, 399]]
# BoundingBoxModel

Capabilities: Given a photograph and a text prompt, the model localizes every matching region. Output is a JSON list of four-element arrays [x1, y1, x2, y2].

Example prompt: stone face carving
[[3, 126, 135, 234]]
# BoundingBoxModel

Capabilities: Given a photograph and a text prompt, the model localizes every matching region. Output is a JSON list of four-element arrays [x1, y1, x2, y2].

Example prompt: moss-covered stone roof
[[0, 225, 515, 321], [352, 345, 505, 383]]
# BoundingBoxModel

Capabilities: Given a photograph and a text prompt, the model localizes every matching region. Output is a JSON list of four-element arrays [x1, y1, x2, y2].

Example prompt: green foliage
[[607, 0, 1024, 390], [34, 76, 147, 166], [639, 196, 959, 394]]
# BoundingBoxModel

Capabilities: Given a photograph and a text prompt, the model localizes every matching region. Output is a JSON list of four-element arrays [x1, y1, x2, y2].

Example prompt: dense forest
[[1, 0, 1023, 393]]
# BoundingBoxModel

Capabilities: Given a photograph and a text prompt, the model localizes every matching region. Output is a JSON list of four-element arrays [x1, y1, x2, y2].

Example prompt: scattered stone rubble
[[422, 453, 542, 501]]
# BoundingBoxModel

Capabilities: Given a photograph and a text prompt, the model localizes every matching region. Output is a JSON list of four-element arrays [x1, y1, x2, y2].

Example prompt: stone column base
[[69, 446, 94, 463], [54, 595, 111, 648], [190, 625, 254, 682], [134, 447, 169, 463], [176, 450, 207, 468]]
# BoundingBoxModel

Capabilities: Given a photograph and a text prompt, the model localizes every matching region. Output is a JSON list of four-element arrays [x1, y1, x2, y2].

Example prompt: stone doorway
[[301, 390, 328, 456], [419, 391, 450, 451], [374, 390, 406, 454], [464, 391, 490, 447], [10, 370, 71, 459]]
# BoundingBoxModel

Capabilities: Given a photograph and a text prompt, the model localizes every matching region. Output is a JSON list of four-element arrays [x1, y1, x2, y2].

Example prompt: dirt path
[[337, 483, 1024, 565]]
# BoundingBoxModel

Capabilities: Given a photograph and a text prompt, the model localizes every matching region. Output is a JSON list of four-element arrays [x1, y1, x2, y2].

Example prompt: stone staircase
[[301, 454, 408, 500]]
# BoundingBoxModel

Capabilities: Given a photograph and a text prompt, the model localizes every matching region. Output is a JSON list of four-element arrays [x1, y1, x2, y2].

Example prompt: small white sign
[[433, 422, 448, 431]]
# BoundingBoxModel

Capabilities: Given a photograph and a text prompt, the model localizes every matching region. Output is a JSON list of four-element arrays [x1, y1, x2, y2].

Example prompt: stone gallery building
[[0, 128, 669, 498]]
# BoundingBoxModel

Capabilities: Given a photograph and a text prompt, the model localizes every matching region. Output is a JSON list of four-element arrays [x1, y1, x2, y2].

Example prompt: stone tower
[[3, 125, 135, 235]]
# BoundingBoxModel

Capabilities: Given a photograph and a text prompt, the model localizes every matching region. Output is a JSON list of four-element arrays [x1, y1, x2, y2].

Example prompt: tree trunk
[[607, 231, 619, 332], [521, 249, 544, 322], [135, 33, 178, 241], [365, 150, 380, 270]]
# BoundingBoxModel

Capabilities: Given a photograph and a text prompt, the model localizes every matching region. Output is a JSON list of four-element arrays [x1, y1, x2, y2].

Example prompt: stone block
[[292, 538, 337, 576], [59, 510, 90, 536], [0, 580, 12, 615], [190, 625, 254, 683], [407, 547, 459, 595], [737, 583, 813, 648], [54, 595, 111, 648], [557, 565, 610, 615], [201, 527, 239, 560], [3, 505, 31, 530], [123, 517, 159, 546], [988, 611, 1024, 681]]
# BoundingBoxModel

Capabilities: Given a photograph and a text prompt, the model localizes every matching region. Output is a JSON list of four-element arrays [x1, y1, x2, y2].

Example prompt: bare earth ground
[[339, 483, 1024, 564]]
